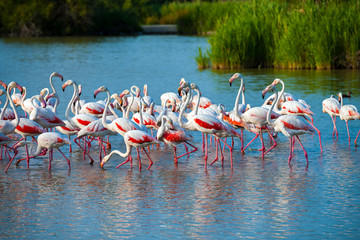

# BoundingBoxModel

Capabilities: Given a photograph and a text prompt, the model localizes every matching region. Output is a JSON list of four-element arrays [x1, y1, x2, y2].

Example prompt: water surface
[[0, 36, 360, 239]]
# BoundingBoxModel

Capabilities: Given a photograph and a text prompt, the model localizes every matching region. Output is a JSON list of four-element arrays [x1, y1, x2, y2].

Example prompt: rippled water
[[0, 36, 360, 239]]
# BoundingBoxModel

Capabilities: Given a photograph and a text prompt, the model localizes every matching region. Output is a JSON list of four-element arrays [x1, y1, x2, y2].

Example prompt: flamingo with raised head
[[272, 78, 322, 153], [262, 84, 315, 166]]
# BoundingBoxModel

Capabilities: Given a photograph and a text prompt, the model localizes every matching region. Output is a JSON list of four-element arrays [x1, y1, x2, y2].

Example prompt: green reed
[[207, 0, 360, 69]]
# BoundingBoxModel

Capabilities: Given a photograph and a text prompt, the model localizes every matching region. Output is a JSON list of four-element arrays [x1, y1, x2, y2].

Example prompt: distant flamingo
[[157, 115, 197, 164], [14, 132, 71, 171], [100, 130, 159, 170], [262, 84, 315, 165], [339, 92, 360, 146]]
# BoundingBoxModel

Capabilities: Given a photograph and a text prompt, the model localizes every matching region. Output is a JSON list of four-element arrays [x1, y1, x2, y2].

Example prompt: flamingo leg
[[183, 142, 189, 156], [176, 141, 197, 159], [288, 137, 293, 165], [202, 133, 205, 152], [355, 129, 360, 147], [137, 148, 142, 170], [204, 134, 208, 169], [219, 137, 233, 167], [5, 148, 19, 173], [259, 130, 265, 159], [264, 128, 278, 155], [173, 146, 178, 164], [116, 156, 131, 169], [346, 121, 351, 146], [74, 137, 94, 164], [240, 129, 244, 151], [58, 148, 71, 170], [210, 138, 219, 165], [242, 133, 259, 154], [295, 136, 309, 166], [48, 148, 53, 171], [68, 135, 72, 152], [305, 117, 322, 153], [142, 148, 153, 170], [219, 139, 225, 166]]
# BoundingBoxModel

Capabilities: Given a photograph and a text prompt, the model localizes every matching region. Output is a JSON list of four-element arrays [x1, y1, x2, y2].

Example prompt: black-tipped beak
[[229, 82, 232, 87], [94, 94, 96, 99]]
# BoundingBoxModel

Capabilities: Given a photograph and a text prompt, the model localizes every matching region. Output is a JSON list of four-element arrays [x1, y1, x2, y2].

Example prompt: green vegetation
[[1, 0, 358, 69], [206, 0, 360, 69]]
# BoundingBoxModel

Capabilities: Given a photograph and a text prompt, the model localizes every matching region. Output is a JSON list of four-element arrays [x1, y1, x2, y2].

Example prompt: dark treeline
[[0, 0, 219, 37]]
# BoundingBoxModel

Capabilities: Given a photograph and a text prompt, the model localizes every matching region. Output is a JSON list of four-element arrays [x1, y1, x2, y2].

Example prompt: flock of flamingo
[[0, 72, 359, 172]]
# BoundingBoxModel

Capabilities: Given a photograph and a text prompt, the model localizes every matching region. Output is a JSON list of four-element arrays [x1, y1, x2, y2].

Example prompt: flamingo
[[339, 92, 360, 146], [322, 95, 341, 139], [100, 130, 159, 170], [178, 81, 235, 168], [157, 115, 197, 164], [262, 84, 315, 165], [14, 117, 45, 167], [272, 78, 322, 153], [29, 95, 66, 129], [14, 132, 71, 171], [142, 84, 154, 107], [0, 82, 23, 135]]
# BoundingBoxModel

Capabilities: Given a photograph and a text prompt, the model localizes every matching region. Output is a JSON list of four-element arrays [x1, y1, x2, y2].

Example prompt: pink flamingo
[[100, 130, 159, 170], [339, 92, 360, 146], [272, 78, 322, 153], [14, 132, 71, 171], [0, 82, 23, 135], [322, 95, 340, 139], [157, 115, 197, 164], [14, 117, 45, 167], [262, 84, 315, 166]]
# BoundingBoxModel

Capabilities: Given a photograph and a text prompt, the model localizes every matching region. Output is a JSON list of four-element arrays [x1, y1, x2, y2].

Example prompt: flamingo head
[[262, 85, 275, 99], [52, 72, 64, 81], [119, 89, 130, 99], [62, 80, 73, 91], [8, 82, 24, 94], [0, 80, 7, 90], [271, 78, 282, 86], [94, 86, 107, 98], [178, 80, 189, 96], [100, 155, 111, 168], [229, 73, 242, 86], [143, 84, 148, 96], [40, 88, 49, 97]]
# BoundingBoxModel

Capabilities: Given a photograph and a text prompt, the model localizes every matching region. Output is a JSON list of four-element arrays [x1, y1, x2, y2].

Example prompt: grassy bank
[[204, 0, 360, 69]]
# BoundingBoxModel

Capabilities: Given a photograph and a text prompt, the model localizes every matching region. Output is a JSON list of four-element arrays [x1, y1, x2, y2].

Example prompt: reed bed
[[204, 0, 360, 69]]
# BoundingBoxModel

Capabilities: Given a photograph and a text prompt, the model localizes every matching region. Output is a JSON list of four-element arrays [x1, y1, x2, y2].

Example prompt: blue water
[[0, 35, 360, 239]]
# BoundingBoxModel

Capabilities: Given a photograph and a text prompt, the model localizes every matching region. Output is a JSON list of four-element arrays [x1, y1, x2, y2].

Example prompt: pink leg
[[68, 136, 72, 152], [305, 117, 322, 153], [296, 136, 309, 166], [259, 130, 265, 159], [202, 133, 205, 152], [143, 148, 153, 170], [176, 141, 198, 159], [137, 148, 142, 170], [242, 133, 259, 154], [355, 129, 360, 147], [346, 121, 351, 146], [264, 128, 278, 155], [204, 134, 208, 169], [173, 146, 178, 164], [48, 149, 53, 171], [74, 137, 94, 164], [288, 137, 293, 165], [210, 138, 219, 165], [219, 137, 233, 167], [58, 148, 71, 170], [5, 148, 19, 173]]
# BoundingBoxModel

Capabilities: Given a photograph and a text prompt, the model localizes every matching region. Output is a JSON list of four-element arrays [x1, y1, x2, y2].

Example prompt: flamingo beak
[[0, 81, 7, 90], [94, 89, 100, 99], [62, 84, 66, 92], [100, 161, 104, 168]]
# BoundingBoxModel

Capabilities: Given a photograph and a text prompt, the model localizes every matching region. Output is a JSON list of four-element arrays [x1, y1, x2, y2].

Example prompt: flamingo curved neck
[[267, 87, 278, 125], [65, 81, 79, 128], [156, 116, 167, 140], [233, 77, 244, 112], [275, 80, 285, 109], [339, 93, 343, 108], [0, 87, 9, 120], [193, 87, 201, 115], [126, 93, 135, 119], [101, 90, 111, 129], [178, 87, 192, 129], [107, 145, 131, 160]]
